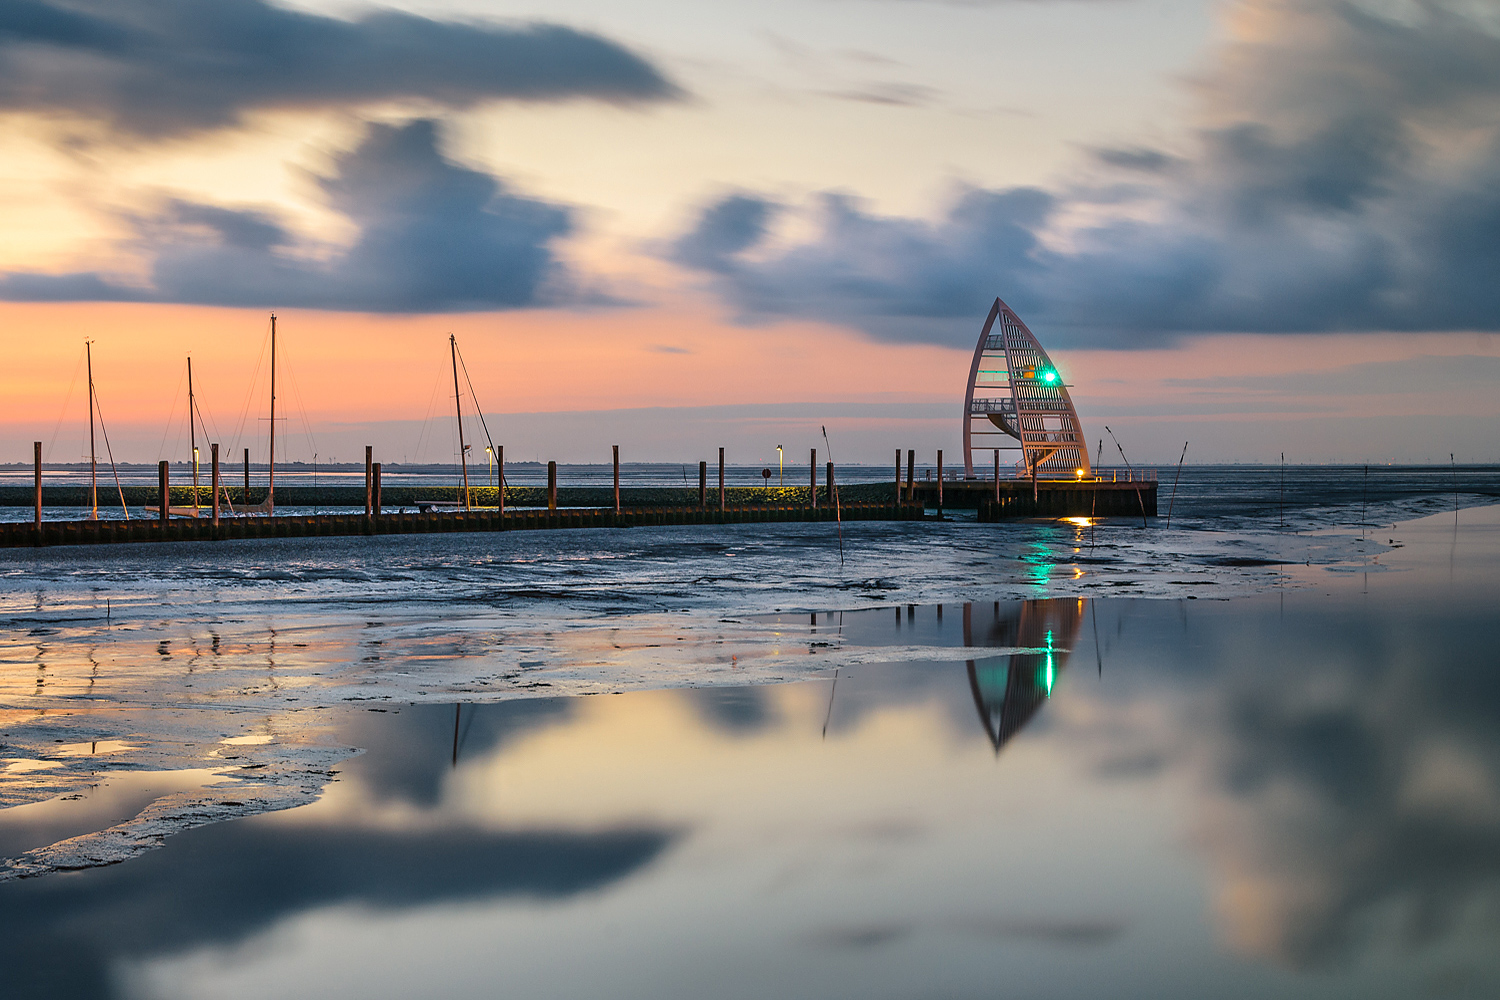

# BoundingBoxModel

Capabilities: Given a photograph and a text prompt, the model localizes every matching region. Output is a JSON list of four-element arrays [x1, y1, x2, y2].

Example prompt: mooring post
[[158, 460, 169, 527], [372, 463, 382, 518], [497, 445, 505, 515], [895, 449, 901, 504], [937, 450, 944, 518], [994, 449, 1000, 504], [547, 461, 557, 511], [810, 448, 817, 509], [33, 441, 42, 530], [364, 445, 373, 517], [906, 449, 915, 504], [698, 461, 707, 508], [212, 443, 221, 526], [718, 447, 725, 511], [612, 445, 620, 513], [243, 447, 250, 499]]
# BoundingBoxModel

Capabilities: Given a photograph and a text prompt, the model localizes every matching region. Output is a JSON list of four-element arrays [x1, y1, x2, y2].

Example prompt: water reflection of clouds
[[1067, 592, 1500, 972], [0, 822, 673, 1000], [764, 586, 1500, 976]]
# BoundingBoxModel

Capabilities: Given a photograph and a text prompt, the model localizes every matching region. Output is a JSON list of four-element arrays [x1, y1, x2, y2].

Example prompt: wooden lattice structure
[[962, 297, 1090, 479]]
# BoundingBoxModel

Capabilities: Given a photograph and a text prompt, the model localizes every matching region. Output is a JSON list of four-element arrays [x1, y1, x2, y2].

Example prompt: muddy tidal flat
[[1, 474, 1498, 999]]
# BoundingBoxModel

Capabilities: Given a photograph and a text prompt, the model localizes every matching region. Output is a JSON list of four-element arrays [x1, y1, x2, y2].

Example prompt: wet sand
[[0, 503, 1496, 998]]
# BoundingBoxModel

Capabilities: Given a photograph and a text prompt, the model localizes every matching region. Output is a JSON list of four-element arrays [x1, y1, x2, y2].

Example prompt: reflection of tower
[[962, 599, 1085, 753]]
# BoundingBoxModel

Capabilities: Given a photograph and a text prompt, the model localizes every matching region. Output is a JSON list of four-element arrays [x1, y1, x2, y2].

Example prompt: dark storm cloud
[[0, 118, 578, 311], [672, 0, 1500, 348], [0, 0, 680, 138], [670, 187, 1054, 343], [669, 194, 778, 274]]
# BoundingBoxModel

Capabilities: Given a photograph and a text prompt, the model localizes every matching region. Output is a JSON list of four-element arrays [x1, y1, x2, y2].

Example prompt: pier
[[908, 477, 1158, 519], [1, 500, 920, 548]]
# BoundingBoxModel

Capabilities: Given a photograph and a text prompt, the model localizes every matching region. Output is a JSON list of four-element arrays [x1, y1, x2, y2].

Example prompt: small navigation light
[[1041, 369, 1058, 384], [1075, 468, 1085, 478]]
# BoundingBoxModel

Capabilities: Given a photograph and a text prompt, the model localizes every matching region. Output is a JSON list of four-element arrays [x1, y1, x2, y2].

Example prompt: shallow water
[[0, 490, 1497, 997]]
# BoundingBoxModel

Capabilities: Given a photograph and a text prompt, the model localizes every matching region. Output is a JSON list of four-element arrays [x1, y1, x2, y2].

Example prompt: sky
[[1, 0, 1497, 467]]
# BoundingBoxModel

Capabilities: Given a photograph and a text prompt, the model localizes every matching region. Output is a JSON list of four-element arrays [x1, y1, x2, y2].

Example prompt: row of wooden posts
[[21, 436, 1026, 528], [20, 441, 897, 526], [20, 438, 1006, 529]]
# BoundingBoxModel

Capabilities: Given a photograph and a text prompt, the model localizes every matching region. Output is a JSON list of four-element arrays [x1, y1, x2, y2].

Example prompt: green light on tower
[[1042, 369, 1058, 384]]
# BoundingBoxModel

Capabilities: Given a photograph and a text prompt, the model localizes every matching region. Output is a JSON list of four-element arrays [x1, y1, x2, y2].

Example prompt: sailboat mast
[[87, 341, 97, 519], [188, 356, 199, 510], [450, 334, 470, 510], [268, 313, 276, 510]]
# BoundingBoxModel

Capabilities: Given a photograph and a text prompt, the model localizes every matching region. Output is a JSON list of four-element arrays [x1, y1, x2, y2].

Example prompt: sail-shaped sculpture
[[962, 297, 1090, 478], [963, 599, 1085, 754]]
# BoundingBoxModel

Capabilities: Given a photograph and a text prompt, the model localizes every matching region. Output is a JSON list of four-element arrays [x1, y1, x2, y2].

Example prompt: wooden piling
[[158, 461, 169, 527], [372, 462, 382, 518], [810, 448, 817, 509], [497, 445, 505, 515], [547, 461, 558, 510], [895, 449, 902, 503], [212, 443, 221, 526], [937, 449, 943, 517], [243, 447, 250, 496], [827, 461, 835, 504], [906, 449, 915, 504], [718, 448, 725, 511], [612, 445, 620, 513], [33, 441, 41, 530], [365, 445, 373, 516], [994, 449, 1000, 503], [698, 461, 707, 508]]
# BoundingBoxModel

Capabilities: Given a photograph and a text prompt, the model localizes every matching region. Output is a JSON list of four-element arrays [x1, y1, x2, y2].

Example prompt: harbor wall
[[921, 481, 1158, 517], [0, 502, 922, 549]]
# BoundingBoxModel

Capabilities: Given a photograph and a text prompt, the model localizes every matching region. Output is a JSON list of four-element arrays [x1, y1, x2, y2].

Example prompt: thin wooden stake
[[33, 441, 42, 530], [1165, 441, 1188, 528], [1104, 426, 1147, 527], [822, 426, 843, 566], [1279, 452, 1285, 530]]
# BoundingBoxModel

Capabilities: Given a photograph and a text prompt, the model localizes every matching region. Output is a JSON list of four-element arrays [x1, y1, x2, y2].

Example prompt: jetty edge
[[1, 501, 922, 548], [0, 480, 1157, 548]]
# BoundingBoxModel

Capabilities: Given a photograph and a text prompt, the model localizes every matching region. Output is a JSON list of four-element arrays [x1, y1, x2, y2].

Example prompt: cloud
[[1164, 354, 1500, 398], [669, 193, 779, 275], [0, 118, 580, 311], [672, 0, 1500, 348], [824, 82, 942, 106], [671, 187, 1053, 344], [0, 0, 680, 139]]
